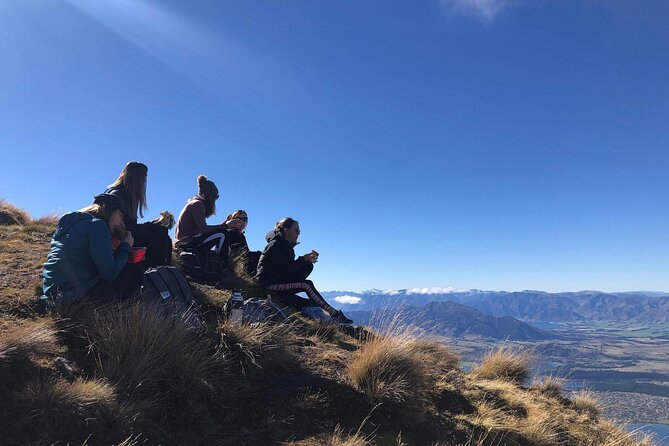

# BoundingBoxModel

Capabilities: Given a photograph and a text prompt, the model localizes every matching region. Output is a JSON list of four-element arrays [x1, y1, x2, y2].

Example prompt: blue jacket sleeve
[[88, 221, 130, 281]]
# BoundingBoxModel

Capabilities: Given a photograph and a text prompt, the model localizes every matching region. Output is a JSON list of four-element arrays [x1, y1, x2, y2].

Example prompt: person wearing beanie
[[174, 176, 247, 274], [41, 194, 138, 304]]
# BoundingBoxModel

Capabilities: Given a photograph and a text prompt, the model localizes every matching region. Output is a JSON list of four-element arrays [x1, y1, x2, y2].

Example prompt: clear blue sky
[[1, 0, 668, 292]]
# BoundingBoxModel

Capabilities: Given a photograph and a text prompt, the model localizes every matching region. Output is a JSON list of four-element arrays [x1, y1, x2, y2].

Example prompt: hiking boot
[[331, 310, 353, 325]]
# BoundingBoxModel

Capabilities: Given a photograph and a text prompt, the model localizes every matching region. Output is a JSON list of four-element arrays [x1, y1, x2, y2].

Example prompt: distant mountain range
[[323, 289, 669, 324], [348, 300, 557, 341]]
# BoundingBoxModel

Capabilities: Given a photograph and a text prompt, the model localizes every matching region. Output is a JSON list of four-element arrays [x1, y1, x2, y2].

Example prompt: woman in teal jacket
[[42, 194, 135, 303]]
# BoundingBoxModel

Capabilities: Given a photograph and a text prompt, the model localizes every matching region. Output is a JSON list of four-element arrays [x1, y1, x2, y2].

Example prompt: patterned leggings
[[266, 280, 334, 313]]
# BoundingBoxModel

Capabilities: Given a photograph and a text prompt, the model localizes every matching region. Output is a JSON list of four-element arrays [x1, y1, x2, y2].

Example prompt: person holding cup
[[256, 217, 352, 324]]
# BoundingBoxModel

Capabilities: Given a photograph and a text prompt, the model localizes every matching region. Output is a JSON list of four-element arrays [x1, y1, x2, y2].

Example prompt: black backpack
[[141, 266, 195, 313]]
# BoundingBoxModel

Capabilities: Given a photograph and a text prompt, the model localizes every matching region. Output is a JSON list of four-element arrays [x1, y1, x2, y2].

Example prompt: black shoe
[[331, 310, 353, 325]]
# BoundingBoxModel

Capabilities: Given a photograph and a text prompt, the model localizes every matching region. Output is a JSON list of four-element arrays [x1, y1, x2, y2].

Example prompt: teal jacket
[[42, 212, 131, 301]]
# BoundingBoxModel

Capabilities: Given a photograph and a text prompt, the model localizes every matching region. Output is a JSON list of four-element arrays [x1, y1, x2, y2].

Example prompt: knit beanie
[[197, 175, 219, 199]]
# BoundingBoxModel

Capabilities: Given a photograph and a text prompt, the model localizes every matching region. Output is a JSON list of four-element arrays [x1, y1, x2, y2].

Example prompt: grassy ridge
[[0, 201, 658, 445]]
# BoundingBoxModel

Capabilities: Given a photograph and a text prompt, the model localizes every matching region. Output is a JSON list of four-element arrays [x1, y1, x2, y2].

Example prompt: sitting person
[[255, 217, 352, 324], [219, 209, 262, 277], [174, 176, 246, 274], [105, 161, 174, 267], [42, 194, 140, 304]]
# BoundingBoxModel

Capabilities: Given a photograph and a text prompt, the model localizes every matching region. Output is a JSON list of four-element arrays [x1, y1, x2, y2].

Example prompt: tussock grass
[[89, 301, 225, 436], [531, 375, 565, 397], [0, 321, 59, 363], [20, 214, 59, 235], [217, 320, 296, 377], [11, 377, 128, 445], [410, 338, 460, 372], [470, 346, 533, 385], [348, 333, 432, 404], [0, 200, 30, 225], [570, 389, 601, 417]]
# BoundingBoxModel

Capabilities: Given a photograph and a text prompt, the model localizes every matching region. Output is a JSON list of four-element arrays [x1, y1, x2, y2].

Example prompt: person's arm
[[88, 221, 131, 281], [190, 201, 225, 234], [270, 241, 310, 278]]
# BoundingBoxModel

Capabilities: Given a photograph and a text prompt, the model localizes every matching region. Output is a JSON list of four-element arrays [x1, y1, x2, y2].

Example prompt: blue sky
[[1, 0, 668, 292]]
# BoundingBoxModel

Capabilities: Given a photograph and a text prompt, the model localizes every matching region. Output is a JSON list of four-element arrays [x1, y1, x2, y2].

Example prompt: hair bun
[[197, 175, 208, 185]]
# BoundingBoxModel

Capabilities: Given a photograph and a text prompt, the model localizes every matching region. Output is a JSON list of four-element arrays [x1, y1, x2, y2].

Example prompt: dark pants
[[188, 229, 248, 271], [87, 262, 146, 303]]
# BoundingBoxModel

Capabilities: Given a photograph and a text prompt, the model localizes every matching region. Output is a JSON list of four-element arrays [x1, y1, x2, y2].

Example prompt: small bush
[[0, 200, 30, 225], [12, 378, 127, 445], [90, 301, 225, 436], [288, 427, 372, 446], [470, 346, 533, 385], [21, 214, 58, 235], [570, 389, 600, 418], [217, 320, 295, 378], [410, 339, 460, 373], [0, 322, 59, 364], [348, 334, 431, 404], [531, 375, 564, 397]]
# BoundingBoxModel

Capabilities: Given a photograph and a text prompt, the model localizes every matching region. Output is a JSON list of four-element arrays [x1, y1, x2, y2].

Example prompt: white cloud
[[439, 0, 517, 21], [333, 295, 363, 305], [379, 287, 467, 295], [406, 287, 464, 295]]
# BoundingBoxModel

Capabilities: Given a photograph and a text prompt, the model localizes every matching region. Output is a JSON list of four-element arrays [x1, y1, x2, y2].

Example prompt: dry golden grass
[[410, 338, 460, 372], [570, 389, 601, 418], [92, 301, 223, 394], [217, 320, 296, 377], [0, 321, 59, 363], [87, 300, 226, 440], [470, 346, 533, 385], [11, 377, 128, 445], [531, 375, 565, 397], [348, 333, 432, 404], [0, 200, 31, 225]]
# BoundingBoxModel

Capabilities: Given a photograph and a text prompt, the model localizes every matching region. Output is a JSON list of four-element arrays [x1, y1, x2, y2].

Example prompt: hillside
[[348, 301, 557, 341], [0, 202, 657, 446]]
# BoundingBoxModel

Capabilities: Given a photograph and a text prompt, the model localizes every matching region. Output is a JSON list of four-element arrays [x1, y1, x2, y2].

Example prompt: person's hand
[[124, 231, 134, 247], [303, 250, 319, 263], [225, 218, 246, 231]]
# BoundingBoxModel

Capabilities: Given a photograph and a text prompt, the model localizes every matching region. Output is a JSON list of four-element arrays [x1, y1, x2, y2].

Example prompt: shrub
[[0, 200, 30, 225], [21, 214, 59, 235], [570, 389, 600, 418], [531, 375, 565, 397], [409, 339, 460, 373], [217, 320, 295, 378], [90, 301, 225, 435], [348, 334, 431, 404], [0, 322, 59, 364], [470, 346, 533, 385], [11, 378, 127, 445]]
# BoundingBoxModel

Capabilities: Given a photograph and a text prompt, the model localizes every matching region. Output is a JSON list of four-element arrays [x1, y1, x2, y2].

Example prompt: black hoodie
[[255, 231, 313, 287]]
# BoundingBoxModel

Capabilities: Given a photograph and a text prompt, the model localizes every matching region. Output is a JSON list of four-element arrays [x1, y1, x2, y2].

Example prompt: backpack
[[223, 296, 292, 324], [141, 266, 196, 313], [179, 247, 222, 282]]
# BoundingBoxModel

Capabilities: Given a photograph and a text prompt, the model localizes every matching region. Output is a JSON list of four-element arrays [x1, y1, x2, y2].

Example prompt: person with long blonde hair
[[106, 161, 148, 227], [105, 162, 173, 267]]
